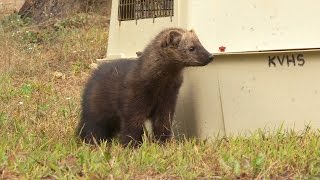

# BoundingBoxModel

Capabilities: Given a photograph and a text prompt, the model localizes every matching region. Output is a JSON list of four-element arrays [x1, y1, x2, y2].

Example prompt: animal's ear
[[162, 30, 182, 48]]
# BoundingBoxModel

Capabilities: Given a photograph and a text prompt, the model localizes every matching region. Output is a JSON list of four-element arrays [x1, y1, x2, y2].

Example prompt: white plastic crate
[[106, 0, 320, 138]]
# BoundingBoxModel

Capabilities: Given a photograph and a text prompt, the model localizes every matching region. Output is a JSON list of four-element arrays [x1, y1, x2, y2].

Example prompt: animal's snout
[[208, 54, 214, 61]]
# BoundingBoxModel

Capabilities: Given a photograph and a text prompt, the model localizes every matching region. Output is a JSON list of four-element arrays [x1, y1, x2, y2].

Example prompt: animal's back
[[78, 59, 136, 143]]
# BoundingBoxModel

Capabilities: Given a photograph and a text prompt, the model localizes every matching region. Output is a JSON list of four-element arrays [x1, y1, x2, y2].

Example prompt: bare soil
[[18, 0, 112, 23]]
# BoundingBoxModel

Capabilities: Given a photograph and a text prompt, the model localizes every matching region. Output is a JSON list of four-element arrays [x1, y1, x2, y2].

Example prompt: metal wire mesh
[[118, 0, 174, 21]]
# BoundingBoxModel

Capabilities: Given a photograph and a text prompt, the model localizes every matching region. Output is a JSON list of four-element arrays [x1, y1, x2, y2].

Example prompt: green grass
[[1, 13, 320, 179]]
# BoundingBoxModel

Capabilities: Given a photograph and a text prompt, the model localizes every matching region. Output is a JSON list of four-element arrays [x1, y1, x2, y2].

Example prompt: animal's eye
[[189, 47, 195, 52]]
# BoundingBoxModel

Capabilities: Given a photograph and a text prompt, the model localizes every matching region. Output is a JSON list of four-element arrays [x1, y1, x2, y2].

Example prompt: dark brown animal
[[77, 27, 214, 146]]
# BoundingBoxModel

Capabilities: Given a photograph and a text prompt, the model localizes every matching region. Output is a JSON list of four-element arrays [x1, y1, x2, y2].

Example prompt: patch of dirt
[[18, 0, 111, 23]]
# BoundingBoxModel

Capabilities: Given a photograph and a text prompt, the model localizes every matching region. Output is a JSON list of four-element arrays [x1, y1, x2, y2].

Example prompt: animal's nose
[[208, 54, 214, 61]]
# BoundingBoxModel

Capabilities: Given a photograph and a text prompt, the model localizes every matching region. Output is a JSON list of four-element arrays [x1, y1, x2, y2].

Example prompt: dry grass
[[1, 13, 320, 179], [0, 13, 107, 141]]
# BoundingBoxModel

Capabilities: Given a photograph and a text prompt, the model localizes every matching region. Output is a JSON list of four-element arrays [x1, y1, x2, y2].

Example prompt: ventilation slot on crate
[[118, 0, 174, 21]]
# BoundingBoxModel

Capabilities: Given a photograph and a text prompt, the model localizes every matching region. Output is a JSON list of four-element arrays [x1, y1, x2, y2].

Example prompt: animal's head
[[160, 28, 214, 66]]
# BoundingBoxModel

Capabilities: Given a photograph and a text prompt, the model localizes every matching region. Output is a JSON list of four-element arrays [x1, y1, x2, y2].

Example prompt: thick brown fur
[[77, 27, 214, 146]]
